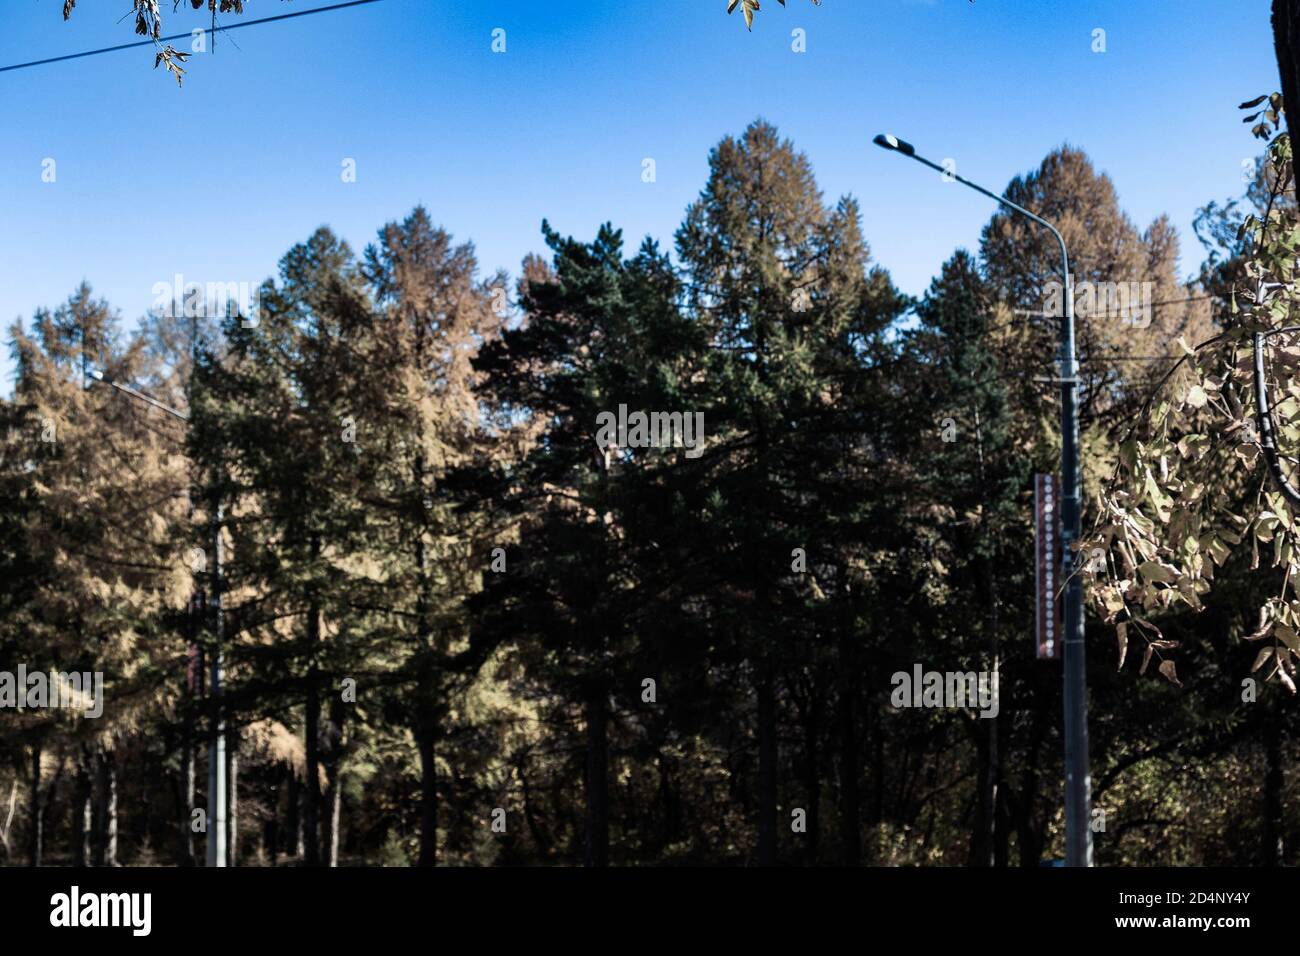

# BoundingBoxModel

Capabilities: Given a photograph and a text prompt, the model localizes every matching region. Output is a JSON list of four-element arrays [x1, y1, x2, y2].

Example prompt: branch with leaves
[[60, 1, 259, 85], [1083, 97, 1300, 693], [727, 0, 821, 32]]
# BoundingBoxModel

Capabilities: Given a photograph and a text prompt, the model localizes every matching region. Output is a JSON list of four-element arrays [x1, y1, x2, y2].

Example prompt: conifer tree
[[675, 119, 904, 864], [357, 207, 506, 866]]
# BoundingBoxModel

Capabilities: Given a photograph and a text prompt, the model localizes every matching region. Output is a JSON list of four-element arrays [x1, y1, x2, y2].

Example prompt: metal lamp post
[[871, 134, 1093, 867]]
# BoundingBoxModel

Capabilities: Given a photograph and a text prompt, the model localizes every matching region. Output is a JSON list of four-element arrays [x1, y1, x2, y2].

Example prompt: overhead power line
[[0, 0, 384, 75]]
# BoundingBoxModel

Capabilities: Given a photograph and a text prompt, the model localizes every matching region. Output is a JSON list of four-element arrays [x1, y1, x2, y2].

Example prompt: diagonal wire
[[0, 0, 384, 75]]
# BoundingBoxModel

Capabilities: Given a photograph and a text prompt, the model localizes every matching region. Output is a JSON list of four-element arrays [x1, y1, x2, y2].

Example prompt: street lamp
[[88, 368, 228, 868], [872, 133, 1093, 867]]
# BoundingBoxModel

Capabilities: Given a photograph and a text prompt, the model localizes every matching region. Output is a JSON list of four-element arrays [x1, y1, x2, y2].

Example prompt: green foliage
[[1084, 99, 1300, 696], [6, 117, 1298, 869]]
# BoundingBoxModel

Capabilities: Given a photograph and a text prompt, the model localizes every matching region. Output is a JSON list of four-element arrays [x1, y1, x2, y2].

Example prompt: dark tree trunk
[[285, 771, 301, 860], [26, 744, 41, 868], [583, 685, 609, 867], [415, 721, 438, 867], [265, 770, 282, 867], [413, 415, 437, 870], [74, 751, 92, 867], [304, 676, 320, 866], [966, 416, 1000, 868], [1274, 1, 1300, 146], [322, 696, 348, 867], [1015, 699, 1048, 867], [1263, 714, 1285, 866], [838, 624, 861, 866], [802, 691, 820, 865], [994, 784, 1011, 868], [756, 666, 778, 866], [969, 732, 995, 867], [180, 645, 197, 865], [518, 752, 552, 859], [304, 535, 322, 866], [869, 718, 885, 822], [981, 668, 1000, 864], [656, 750, 681, 848], [970, 597, 1000, 867]]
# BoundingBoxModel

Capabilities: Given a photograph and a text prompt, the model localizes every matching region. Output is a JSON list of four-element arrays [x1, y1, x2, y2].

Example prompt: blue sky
[[0, 0, 1279, 390]]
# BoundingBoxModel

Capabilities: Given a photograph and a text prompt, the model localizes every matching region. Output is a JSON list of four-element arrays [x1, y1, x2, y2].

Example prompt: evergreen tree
[[675, 119, 904, 863], [358, 207, 506, 866]]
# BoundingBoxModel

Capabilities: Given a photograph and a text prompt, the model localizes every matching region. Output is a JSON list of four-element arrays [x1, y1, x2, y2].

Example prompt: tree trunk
[[304, 563, 322, 866], [583, 686, 609, 867], [802, 691, 820, 865], [970, 561, 1000, 868], [656, 750, 681, 849], [227, 733, 239, 866], [285, 771, 301, 860], [756, 666, 778, 866], [322, 696, 348, 867], [265, 770, 282, 867], [0, 776, 17, 863], [1274, 1, 1300, 147], [838, 619, 861, 865], [1263, 713, 1285, 866], [26, 744, 41, 868], [994, 785, 1011, 868], [326, 771, 342, 867], [1015, 701, 1048, 867], [74, 751, 93, 867], [969, 733, 994, 867], [968, 415, 1000, 867], [518, 755, 550, 858], [416, 721, 438, 867], [414, 423, 437, 869], [179, 636, 198, 865], [95, 746, 118, 867], [982, 659, 1000, 864], [304, 675, 320, 866]]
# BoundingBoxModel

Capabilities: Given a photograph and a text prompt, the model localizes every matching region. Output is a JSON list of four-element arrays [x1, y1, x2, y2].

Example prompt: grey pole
[[87, 369, 229, 867], [872, 135, 1092, 866], [207, 491, 227, 868]]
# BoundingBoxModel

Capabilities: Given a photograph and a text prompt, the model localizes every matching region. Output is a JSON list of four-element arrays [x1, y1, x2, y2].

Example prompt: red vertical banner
[[1035, 474, 1060, 660]]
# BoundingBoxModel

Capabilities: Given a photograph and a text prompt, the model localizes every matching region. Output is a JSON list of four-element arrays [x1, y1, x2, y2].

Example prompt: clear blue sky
[[0, 0, 1279, 390]]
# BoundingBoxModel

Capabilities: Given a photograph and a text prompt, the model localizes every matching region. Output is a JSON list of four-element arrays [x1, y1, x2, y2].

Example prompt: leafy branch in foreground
[[60, 1, 254, 85], [1083, 96, 1300, 692], [62, 2, 250, 39], [727, 0, 821, 32]]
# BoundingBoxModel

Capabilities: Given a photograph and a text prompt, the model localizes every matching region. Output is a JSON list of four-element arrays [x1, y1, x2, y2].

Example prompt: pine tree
[[357, 207, 506, 866], [6, 284, 190, 866], [675, 119, 904, 864], [192, 230, 378, 865], [472, 220, 704, 865]]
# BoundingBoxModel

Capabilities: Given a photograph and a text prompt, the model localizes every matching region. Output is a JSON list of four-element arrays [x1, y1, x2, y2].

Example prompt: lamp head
[[873, 133, 915, 156]]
